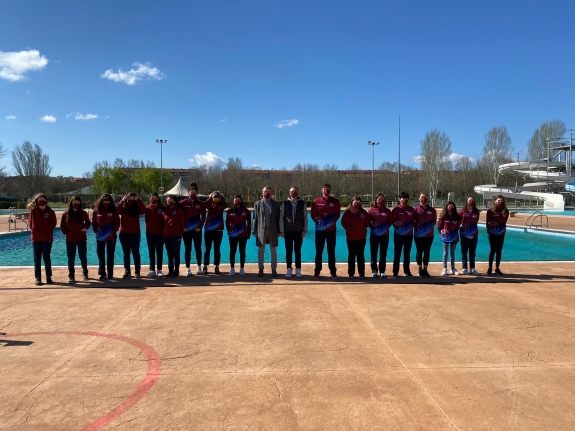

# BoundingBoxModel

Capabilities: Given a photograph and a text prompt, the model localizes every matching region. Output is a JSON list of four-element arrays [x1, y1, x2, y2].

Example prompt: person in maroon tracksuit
[[117, 192, 146, 278], [60, 195, 91, 283], [438, 201, 461, 275], [203, 192, 228, 275], [413, 192, 437, 278], [27, 193, 57, 285], [144, 192, 165, 277], [368, 193, 392, 278], [341, 196, 370, 278], [486, 195, 509, 275], [391, 192, 415, 277], [162, 194, 185, 278], [226, 195, 251, 276], [180, 182, 205, 276], [92, 194, 120, 281], [311, 183, 342, 278]]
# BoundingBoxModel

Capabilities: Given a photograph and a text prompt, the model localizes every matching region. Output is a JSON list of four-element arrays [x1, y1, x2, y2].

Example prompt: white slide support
[[473, 186, 565, 211]]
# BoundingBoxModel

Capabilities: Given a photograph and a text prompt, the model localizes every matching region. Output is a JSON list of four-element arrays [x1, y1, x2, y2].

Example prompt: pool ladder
[[525, 211, 548, 230], [8, 212, 29, 232]]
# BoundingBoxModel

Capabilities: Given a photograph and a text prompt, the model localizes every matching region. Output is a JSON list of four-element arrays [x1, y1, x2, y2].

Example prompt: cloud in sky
[[40, 115, 56, 123], [6, 115, 17, 120], [252, 164, 261, 170], [217, 117, 227, 123], [189, 151, 226, 167], [100, 62, 166, 85], [75, 113, 98, 120], [0, 49, 48, 81], [414, 152, 475, 165], [274, 119, 299, 129]]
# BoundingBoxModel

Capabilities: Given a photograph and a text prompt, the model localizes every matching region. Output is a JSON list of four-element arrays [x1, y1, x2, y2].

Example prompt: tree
[[130, 167, 173, 195], [11, 141, 52, 200], [419, 129, 452, 202], [0, 143, 6, 193], [482, 126, 513, 185], [92, 166, 127, 194], [527, 120, 567, 161], [454, 157, 476, 198]]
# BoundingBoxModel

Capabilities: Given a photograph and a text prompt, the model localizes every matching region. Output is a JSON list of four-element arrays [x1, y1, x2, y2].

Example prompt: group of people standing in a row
[[27, 183, 509, 285]]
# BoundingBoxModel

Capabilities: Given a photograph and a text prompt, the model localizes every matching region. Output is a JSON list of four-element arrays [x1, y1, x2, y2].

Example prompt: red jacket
[[486, 209, 509, 235], [162, 205, 185, 237], [145, 203, 165, 235], [28, 207, 57, 242], [391, 205, 415, 236], [437, 214, 461, 244], [341, 208, 369, 241], [60, 210, 91, 242], [180, 197, 206, 231], [204, 198, 228, 231], [226, 205, 251, 238], [92, 208, 120, 241], [311, 195, 341, 232], [116, 200, 146, 234]]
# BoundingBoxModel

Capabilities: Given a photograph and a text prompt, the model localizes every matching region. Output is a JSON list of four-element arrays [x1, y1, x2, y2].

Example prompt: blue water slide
[[566, 182, 575, 192]]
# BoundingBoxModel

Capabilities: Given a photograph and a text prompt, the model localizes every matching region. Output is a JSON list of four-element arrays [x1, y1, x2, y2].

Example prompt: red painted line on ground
[[4, 331, 162, 430]]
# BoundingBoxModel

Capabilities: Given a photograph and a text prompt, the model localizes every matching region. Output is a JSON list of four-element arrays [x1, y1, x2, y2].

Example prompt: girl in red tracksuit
[[60, 195, 91, 283], [368, 193, 392, 278], [145, 192, 165, 277], [437, 201, 461, 276], [162, 194, 185, 278], [179, 183, 205, 276], [27, 193, 57, 285], [92, 194, 120, 281], [226, 195, 251, 276], [117, 192, 147, 279], [391, 192, 415, 277], [203, 191, 228, 275], [341, 196, 370, 279], [486, 195, 509, 275]]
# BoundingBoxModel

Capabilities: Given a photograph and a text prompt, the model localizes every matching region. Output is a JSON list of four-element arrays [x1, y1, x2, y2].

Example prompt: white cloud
[[414, 152, 475, 165], [40, 115, 56, 123], [252, 164, 261, 170], [100, 62, 166, 85], [217, 117, 227, 123], [189, 151, 226, 168], [75, 113, 98, 120], [25, 90, 31, 95], [6, 114, 17, 120], [105, 116, 110, 119], [274, 119, 299, 129], [413, 155, 423, 164], [0, 49, 48, 81]]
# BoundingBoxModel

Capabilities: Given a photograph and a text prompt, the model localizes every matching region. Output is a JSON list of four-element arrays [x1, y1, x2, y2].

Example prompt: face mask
[[167, 201, 175, 208], [376, 199, 384, 207], [496, 202, 503, 208], [352, 202, 361, 209], [72, 203, 81, 210], [263, 192, 271, 199], [420, 198, 428, 205], [127, 200, 134, 206], [233, 199, 241, 207], [151, 199, 159, 205], [467, 200, 474, 207], [290, 192, 298, 199], [448, 206, 454, 212], [38, 200, 47, 207], [322, 189, 330, 197], [400, 199, 408, 206], [102, 202, 110, 208], [189, 192, 196, 199]]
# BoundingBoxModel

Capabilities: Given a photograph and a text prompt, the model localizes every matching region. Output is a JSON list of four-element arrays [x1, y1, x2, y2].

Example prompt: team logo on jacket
[[172, 210, 176, 215], [427, 211, 432, 215], [44, 213, 49, 218], [329, 203, 334, 207], [196, 205, 200, 209], [360, 214, 364, 218], [157, 209, 162, 214], [242, 212, 246, 216], [406, 211, 412, 216]]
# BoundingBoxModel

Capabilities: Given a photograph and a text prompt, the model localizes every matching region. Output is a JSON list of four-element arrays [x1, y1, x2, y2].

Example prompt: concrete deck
[[1, 261, 575, 430]]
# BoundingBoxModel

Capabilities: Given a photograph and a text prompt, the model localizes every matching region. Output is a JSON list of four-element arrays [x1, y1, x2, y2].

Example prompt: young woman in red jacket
[[162, 195, 185, 278], [226, 195, 251, 276], [437, 201, 461, 276], [341, 196, 370, 279], [144, 192, 164, 278], [203, 191, 228, 275], [92, 194, 120, 281], [117, 192, 147, 278], [486, 195, 509, 275], [60, 195, 91, 283], [27, 193, 57, 285]]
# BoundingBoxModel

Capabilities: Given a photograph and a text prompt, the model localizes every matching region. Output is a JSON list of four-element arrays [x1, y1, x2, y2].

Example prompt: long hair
[[371, 193, 386, 208], [347, 196, 362, 211], [491, 194, 508, 214], [439, 201, 459, 221], [165, 194, 179, 206], [149, 192, 160, 205], [231, 194, 244, 211], [27, 193, 49, 211], [121, 192, 140, 217], [66, 195, 84, 224], [94, 194, 116, 213], [465, 195, 480, 215]]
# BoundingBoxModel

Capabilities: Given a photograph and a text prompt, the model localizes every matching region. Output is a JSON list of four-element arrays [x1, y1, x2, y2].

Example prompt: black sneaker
[[46, 277, 53, 284], [331, 274, 338, 279], [418, 268, 424, 277], [35, 278, 42, 286], [423, 269, 431, 278], [134, 272, 141, 278], [202, 266, 208, 275], [359, 275, 365, 279], [272, 270, 278, 277], [123, 271, 132, 279], [68, 276, 76, 284], [99, 274, 107, 281], [487, 268, 493, 275], [349, 275, 354, 279], [107, 275, 114, 280], [214, 267, 221, 275], [404, 272, 413, 277], [495, 268, 504, 275], [82, 273, 89, 281], [258, 269, 264, 277], [393, 273, 399, 277]]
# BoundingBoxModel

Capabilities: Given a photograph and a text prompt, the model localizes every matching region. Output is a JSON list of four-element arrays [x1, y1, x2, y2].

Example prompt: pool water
[[1, 215, 574, 267]]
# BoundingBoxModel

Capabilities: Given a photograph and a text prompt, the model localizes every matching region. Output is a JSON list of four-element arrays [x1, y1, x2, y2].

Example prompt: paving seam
[[335, 287, 460, 431]]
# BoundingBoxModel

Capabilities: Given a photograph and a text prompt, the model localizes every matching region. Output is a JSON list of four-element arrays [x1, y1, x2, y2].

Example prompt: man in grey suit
[[252, 186, 281, 277]]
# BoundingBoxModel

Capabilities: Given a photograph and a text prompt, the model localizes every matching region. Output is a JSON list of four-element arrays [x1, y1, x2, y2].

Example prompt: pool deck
[[1, 213, 575, 430]]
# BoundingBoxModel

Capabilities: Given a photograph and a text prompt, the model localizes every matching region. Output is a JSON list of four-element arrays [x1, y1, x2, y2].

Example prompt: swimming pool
[[1, 215, 573, 266]]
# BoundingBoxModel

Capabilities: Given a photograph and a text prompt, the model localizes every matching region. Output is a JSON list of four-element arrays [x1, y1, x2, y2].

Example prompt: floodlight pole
[[367, 140, 380, 202], [156, 139, 168, 193]]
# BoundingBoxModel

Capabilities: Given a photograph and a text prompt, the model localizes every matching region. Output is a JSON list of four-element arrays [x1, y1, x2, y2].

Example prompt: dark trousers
[[314, 230, 337, 276], [204, 230, 223, 266], [369, 234, 389, 274], [146, 233, 163, 271], [393, 234, 413, 275], [284, 231, 303, 269], [119, 232, 141, 273], [183, 230, 202, 267], [229, 236, 248, 267], [460, 235, 478, 270], [488, 234, 505, 269], [347, 239, 366, 277], [96, 239, 116, 277], [66, 241, 87, 276], [164, 235, 181, 275], [33, 241, 53, 279], [414, 236, 434, 267]]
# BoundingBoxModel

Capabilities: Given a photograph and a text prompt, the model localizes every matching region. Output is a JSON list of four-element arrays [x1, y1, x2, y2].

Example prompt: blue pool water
[[1, 215, 574, 266]]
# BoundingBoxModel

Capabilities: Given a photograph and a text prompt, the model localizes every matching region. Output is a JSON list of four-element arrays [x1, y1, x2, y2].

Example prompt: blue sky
[[1, 0, 574, 177]]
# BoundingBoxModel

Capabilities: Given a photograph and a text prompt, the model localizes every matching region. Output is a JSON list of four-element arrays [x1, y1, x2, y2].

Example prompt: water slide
[[474, 161, 575, 211]]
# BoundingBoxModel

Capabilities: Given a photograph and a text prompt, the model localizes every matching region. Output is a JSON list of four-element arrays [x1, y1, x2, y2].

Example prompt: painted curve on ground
[[3, 331, 162, 430]]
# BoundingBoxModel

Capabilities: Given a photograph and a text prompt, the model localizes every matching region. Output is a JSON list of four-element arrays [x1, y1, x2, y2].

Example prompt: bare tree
[[11, 141, 52, 200], [527, 120, 567, 161], [482, 126, 513, 185], [419, 129, 452, 203], [0, 143, 7, 194], [454, 157, 476, 198]]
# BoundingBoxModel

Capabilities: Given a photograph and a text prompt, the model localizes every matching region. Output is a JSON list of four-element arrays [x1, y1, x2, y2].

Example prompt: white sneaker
[[470, 268, 480, 276], [372, 272, 378, 278], [462, 268, 469, 275], [380, 273, 387, 278], [240, 268, 246, 276], [441, 268, 447, 276], [229, 268, 235, 276], [157, 270, 164, 278], [196, 265, 202, 275], [186, 268, 192, 276], [286, 268, 292, 278], [296, 268, 302, 278], [146, 271, 156, 278], [451, 268, 459, 275]]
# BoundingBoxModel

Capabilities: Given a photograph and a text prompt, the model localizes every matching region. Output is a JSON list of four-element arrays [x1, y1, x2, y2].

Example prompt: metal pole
[[368, 141, 379, 202], [156, 139, 168, 193], [397, 115, 401, 198]]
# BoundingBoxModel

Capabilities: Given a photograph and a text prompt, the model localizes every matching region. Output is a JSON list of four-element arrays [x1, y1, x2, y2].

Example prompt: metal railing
[[525, 211, 548, 229], [8, 212, 29, 232]]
